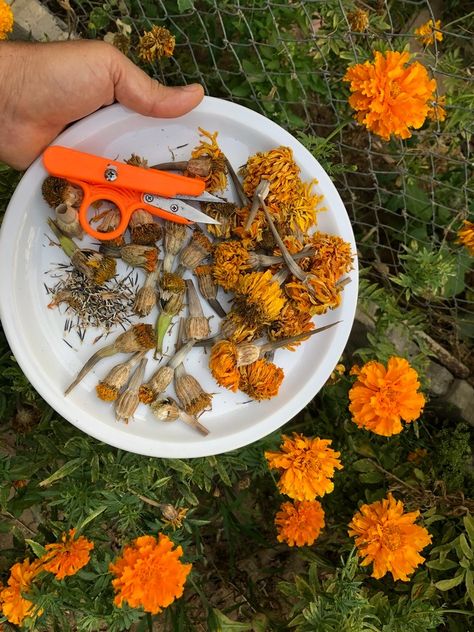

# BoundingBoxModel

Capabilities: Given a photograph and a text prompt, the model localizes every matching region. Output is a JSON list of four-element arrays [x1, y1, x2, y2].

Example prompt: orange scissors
[[42, 146, 222, 241]]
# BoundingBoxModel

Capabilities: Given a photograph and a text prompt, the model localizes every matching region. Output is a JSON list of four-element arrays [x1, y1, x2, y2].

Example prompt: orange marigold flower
[[209, 340, 241, 392], [344, 51, 436, 140], [239, 358, 284, 400], [348, 493, 432, 581], [0, 559, 42, 625], [457, 220, 474, 256], [213, 240, 251, 290], [427, 95, 447, 122], [265, 433, 343, 500], [415, 19, 443, 46], [348, 356, 425, 436], [275, 500, 325, 547], [191, 128, 227, 192], [138, 26, 175, 63], [234, 270, 286, 326], [0, 0, 14, 40], [41, 529, 94, 580], [109, 533, 191, 614]]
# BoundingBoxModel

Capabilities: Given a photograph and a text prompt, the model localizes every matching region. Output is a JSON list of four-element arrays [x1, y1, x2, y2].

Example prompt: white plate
[[0, 98, 358, 458]]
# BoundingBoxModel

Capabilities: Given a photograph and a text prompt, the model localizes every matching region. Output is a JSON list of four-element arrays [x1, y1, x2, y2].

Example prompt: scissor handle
[[74, 180, 192, 241]]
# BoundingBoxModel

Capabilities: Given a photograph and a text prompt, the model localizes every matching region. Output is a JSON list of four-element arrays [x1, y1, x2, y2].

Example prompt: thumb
[[110, 49, 204, 117]]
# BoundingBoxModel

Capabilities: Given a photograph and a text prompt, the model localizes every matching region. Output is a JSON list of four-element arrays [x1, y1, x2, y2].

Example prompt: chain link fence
[[43, 0, 474, 367]]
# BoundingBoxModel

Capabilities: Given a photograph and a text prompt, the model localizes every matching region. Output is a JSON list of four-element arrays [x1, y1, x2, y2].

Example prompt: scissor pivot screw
[[104, 166, 118, 182], [144, 194, 154, 204], [170, 203, 179, 213]]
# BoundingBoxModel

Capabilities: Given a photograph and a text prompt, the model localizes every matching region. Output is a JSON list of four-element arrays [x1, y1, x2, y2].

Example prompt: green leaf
[[459, 534, 473, 560], [177, 0, 194, 12], [466, 569, 474, 605], [463, 514, 474, 546], [25, 539, 47, 559], [167, 459, 193, 476], [435, 573, 465, 591], [353, 459, 377, 473], [39, 458, 84, 487], [75, 505, 107, 534], [426, 559, 458, 571], [359, 471, 384, 484], [208, 608, 252, 631]]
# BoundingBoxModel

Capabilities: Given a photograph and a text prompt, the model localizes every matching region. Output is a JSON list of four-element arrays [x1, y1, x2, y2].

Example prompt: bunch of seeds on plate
[[42, 128, 353, 435]]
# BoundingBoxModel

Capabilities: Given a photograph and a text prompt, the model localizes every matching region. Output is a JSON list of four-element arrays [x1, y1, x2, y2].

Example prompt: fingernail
[[180, 83, 203, 92]]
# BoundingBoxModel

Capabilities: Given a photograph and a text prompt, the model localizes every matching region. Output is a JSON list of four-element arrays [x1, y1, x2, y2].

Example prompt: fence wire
[[44, 0, 474, 363]]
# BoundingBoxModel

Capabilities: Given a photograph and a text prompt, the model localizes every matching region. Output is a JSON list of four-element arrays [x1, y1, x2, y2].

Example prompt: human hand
[[0, 40, 204, 170]]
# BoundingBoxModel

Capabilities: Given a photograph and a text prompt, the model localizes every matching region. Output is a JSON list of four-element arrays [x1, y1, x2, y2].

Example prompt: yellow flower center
[[382, 524, 402, 551]]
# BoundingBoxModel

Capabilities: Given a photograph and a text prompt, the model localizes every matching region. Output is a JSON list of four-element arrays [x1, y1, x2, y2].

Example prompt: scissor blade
[[143, 194, 220, 225], [178, 192, 228, 204]]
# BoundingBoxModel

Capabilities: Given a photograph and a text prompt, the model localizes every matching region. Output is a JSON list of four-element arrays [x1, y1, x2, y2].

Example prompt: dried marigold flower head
[[415, 19, 443, 46], [0, 0, 14, 39], [275, 500, 325, 547], [125, 154, 149, 168], [220, 311, 259, 344], [138, 25, 175, 63], [242, 146, 300, 209], [110, 32, 130, 55], [191, 128, 227, 192], [348, 356, 425, 436], [109, 533, 191, 614], [234, 270, 286, 327], [41, 529, 94, 580], [160, 272, 186, 299], [121, 244, 158, 272], [348, 8, 369, 32], [204, 202, 238, 239], [209, 340, 241, 392], [285, 274, 341, 316], [426, 95, 447, 123], [238, 358, 284, 401], [0, 558, 43, 625], [42, 176, 82, 209], [344, 51, 436, 140], [268, 302, 314, 350], [213, 240, 251, 290], [457, 220, 474, 256], [118, 323, 155, 352], [348, 493, 432, 581], [281, 180, 324, 234], [233, 207, 266, 249], [129, 209, 162, 245], [304, 232, 353, 277], [179, 230, 213, 270], [265, 433, 343, 500], [175, 372, 213, 417]]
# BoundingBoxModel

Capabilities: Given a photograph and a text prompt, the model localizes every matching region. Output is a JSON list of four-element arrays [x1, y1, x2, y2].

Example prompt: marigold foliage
[[344, 51, 437, 140], [0, 559, 42, 625], [415, 19, 443, 46], [275, 500, 325, 547], [265, 433, 343, 500], [41, 529, 94, 580], [348, 493, 432, 581], [109, 533, 192, 614], [349, 356, 425, 436], [0, 0, 13, 40]]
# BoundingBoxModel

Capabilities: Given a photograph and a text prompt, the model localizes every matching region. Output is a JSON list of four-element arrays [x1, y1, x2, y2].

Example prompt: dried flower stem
[[248, 247, 315, 269], [152, 157, 212, 177], [225, 155, 249, 207], [65, 324, 154, 395]]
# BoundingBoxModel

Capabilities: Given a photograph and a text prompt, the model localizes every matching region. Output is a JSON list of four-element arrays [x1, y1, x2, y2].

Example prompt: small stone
[[426, 361, 454, 397], [446, 379, 474, 427]]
